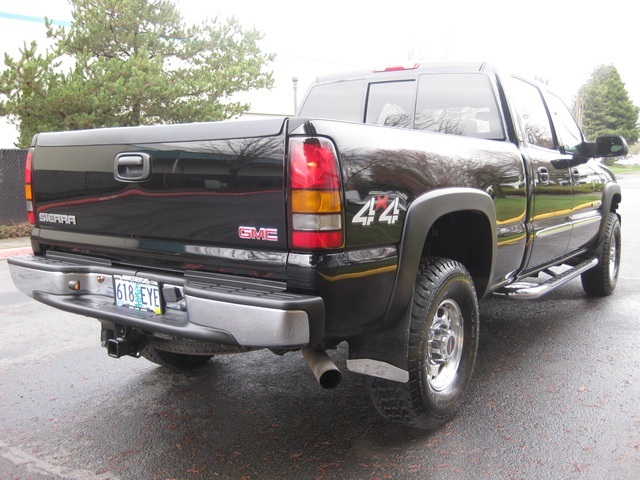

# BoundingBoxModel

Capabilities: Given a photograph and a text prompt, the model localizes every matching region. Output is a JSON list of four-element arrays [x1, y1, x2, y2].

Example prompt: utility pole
[[292, 77, 299, 115]]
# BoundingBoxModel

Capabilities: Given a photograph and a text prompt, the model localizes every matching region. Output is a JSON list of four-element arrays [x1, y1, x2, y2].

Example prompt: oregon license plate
[[113, 274, 163, 314]]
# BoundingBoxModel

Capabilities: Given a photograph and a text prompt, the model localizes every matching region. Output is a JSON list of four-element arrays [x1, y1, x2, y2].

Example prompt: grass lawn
[[610, 164, 640, 174]]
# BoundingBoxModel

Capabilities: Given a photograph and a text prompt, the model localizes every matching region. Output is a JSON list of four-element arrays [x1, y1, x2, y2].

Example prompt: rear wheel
[[581, 212, 621, 297], [367, 257, 479, 429]]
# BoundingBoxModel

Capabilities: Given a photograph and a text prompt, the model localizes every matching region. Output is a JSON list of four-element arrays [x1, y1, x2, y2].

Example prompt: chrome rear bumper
[[8, 254, 323, 348]]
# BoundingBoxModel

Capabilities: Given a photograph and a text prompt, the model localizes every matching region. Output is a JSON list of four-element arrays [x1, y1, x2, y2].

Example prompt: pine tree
[[0, 0, 274, 147], [574, 65, 639, 144]]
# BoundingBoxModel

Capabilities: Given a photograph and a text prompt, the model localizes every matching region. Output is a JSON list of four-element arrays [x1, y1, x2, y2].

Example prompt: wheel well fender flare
[[594, 182, 622, 246], [384, 187, 497, 324]]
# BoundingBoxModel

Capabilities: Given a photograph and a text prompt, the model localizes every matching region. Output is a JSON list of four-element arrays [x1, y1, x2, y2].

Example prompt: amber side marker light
[[288, 137, 344, 250]]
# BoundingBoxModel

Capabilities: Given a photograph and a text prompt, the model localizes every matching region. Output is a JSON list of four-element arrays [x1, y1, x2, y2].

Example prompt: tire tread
[[367, 257, 478, 430], [581, 212, 620, 297]]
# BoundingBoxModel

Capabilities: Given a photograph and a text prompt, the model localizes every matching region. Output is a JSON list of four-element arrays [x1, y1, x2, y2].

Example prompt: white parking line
[[0, 440, 120, 480]]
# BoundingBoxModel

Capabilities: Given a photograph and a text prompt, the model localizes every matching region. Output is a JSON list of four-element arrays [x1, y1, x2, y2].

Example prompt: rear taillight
[[288, 137, 343, 250], [25, 148, 35, 225]]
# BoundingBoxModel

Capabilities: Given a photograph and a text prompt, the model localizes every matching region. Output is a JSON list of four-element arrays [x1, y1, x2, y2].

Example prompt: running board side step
[[493, 258, 598, 300]]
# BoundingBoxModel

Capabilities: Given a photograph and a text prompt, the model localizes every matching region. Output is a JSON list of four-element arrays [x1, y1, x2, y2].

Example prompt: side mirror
[[595, 135, 628, 158]]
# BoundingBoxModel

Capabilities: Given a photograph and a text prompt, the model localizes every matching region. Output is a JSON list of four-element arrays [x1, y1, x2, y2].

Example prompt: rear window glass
[[365, 81, 415, 129], [415, 73, 504, 140], [300, 72, 504, 141], [299, 80, 366, 122]]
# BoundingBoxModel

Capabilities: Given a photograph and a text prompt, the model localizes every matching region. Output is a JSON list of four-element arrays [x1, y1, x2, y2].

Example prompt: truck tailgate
[[31, 119, 289, 258]]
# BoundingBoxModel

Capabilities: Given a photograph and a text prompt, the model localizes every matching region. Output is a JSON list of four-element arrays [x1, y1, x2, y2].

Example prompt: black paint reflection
[[292, 119, 528, 283], [34, 136, 287, 248]]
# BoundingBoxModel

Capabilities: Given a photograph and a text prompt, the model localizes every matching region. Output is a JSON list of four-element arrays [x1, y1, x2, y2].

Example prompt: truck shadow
[[81, 282, 616, 478]]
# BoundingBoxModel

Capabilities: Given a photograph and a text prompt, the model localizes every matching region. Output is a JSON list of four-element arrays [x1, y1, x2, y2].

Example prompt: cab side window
[[545, 93, 583, 154], [299, 79, 366, 122], [414, 73, 504, 140], [509, 78, 555, 150]]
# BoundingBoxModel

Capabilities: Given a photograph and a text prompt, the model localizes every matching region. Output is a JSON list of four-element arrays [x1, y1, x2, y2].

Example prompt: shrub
[[0, 222, 32, 239]]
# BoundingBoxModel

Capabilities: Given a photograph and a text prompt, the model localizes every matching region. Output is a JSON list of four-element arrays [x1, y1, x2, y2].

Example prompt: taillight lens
[[289, 137, 343, 250], [25, 148, 35, 225]]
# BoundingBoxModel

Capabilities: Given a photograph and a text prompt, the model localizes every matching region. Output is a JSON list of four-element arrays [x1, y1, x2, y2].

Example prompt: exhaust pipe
[[302, 348, 342, 389]]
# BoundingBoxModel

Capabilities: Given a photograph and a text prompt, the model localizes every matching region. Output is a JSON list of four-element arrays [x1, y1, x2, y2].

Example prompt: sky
[[1, 0, 638, 147]]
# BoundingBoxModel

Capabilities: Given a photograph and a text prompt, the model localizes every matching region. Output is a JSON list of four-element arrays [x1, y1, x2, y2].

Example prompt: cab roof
[[312, 62, 494, 85]]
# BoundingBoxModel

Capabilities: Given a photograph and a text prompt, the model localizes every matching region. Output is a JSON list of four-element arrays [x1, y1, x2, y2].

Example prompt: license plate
[[113, 274, 163, 314]]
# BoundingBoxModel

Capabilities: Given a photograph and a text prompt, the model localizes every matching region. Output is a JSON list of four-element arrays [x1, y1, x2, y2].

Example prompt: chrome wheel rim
[[426, 299, 464, 391], [609, 234, 620, 284]]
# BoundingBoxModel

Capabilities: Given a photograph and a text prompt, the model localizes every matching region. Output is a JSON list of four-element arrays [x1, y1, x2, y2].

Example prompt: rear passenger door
[[508, 77, 574, 270]]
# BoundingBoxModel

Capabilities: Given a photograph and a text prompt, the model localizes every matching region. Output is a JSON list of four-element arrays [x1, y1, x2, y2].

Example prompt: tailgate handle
[[114, 153, 151, 182]]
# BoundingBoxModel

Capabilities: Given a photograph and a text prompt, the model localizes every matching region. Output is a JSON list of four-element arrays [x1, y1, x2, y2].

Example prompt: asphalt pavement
[[1, 175, 639, 479], [0, 236, 31, 259]]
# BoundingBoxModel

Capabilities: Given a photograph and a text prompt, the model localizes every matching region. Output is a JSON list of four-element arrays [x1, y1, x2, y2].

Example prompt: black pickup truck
[[9, 62, 625, 429]]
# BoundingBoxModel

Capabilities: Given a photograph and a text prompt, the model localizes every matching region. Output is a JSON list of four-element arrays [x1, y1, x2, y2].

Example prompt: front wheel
[[367, 257, 479, 430], [581, 212, 621, 297]]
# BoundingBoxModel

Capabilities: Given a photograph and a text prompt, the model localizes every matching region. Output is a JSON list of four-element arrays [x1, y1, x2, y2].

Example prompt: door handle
[[114, 153, 152, 182], [537, 167, 550, 185], [571, 168, 581, 184]]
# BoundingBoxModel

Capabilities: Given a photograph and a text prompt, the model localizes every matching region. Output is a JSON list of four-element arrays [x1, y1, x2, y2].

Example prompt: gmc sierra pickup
[[9, 62, 625, 429]]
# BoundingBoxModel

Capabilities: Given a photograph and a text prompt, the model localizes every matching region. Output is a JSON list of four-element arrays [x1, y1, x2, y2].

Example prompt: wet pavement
[[1, 175, 639, 479], [0, 237, 31, 260]]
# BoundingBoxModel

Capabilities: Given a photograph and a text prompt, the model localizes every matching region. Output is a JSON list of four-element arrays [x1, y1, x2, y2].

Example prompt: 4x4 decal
[[352, 193, 406, 226]]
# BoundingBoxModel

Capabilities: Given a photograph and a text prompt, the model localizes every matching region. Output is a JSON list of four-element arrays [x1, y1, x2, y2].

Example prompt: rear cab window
[[300, 70, 505, 141], [365, 80, 415, 128]]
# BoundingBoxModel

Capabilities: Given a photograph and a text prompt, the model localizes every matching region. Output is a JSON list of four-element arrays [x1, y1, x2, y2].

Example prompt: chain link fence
[[0, 149, 28, 225]]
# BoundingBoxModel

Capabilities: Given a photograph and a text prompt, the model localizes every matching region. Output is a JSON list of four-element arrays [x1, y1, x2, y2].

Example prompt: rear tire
[[367, 257, 479, 429], [581, 212, 621, 297]]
